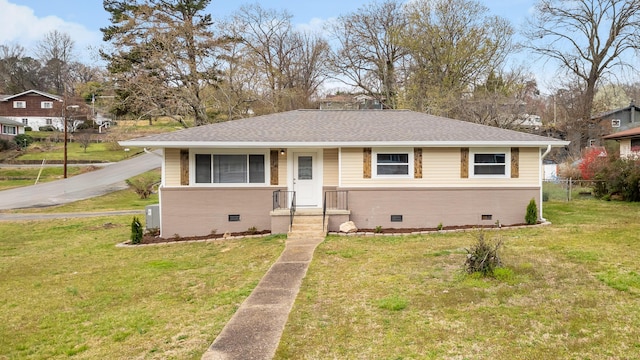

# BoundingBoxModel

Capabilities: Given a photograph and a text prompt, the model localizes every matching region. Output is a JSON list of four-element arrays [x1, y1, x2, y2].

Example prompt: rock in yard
[[339, 221, 358, 233]]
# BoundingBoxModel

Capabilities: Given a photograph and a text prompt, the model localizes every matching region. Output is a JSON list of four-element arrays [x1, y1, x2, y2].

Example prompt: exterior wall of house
[[158, 145, 543, 236], [0, 93, 64, 131], [160, 186, 285, 237], [344, 187, 540, 229], [340, 147, 540, 187], [323, 148, 339, 186], [164, 148, 181, 186]]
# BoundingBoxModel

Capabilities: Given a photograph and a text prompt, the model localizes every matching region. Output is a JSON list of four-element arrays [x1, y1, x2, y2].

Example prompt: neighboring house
[[590, 101, 640, 146], [319, 94, 384, 110], [0, 116, 25, 141], [0, 90, 65, 131], [602, 126, 640, 158], [121, 110, 569, 237]]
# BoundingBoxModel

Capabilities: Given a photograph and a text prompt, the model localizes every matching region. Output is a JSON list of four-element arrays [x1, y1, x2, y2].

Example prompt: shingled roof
[[121, 110, 568, 148]]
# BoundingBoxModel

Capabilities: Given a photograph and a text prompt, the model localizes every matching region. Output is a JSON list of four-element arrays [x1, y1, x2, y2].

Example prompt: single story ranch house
[[121, 110, 569, 237]]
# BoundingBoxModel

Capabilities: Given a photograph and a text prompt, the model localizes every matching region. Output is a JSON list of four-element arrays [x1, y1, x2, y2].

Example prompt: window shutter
[[363, 148, 372, 179], [460, 148, 469, 178], [180, 149, 189, 185], [414, 148, 422, 179], [270, 150, 279, 185], [511, 147, 519, 178]]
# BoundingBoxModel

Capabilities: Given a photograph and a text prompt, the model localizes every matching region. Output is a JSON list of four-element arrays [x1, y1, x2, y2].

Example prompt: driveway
[[0, 151, 161, 210]]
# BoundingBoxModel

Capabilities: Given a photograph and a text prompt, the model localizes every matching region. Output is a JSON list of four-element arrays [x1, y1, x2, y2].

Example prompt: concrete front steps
[[287, 209, 327, 240]]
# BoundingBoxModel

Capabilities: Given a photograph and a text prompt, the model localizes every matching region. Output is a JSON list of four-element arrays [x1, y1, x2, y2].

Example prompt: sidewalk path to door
[[0, 151, 161, 210], [202, 234, 325, 360]]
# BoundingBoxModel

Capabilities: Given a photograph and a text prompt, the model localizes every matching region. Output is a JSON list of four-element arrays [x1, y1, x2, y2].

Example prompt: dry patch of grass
[[0, 216, 285, 359], [276, 200, 640, 359]]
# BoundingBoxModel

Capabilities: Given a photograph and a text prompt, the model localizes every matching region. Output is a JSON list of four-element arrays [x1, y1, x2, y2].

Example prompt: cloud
[[295, 17, 333, 35], [0, 0, 101, 61]]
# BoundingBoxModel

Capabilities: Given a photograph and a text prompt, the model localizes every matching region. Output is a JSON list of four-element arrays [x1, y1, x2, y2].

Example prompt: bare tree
[[524, 0, 640, 150], [35, 30, 76, 95], [0, 44, 43, 93], [401, 0, 514, 117], [226, 4, 330, 113], [327, 0, 407, 109]]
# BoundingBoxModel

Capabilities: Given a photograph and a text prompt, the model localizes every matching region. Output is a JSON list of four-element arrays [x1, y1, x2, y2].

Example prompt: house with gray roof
[[121, 110, 569, 237]]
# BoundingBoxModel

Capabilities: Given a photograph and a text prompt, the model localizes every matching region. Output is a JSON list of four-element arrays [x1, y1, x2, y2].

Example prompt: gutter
[[143, 148, 162, 158], [539, 145, 552, 222]]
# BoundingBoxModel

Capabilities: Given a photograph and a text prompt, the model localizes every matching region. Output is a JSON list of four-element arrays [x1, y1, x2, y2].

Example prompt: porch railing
[[273, 190, 296, 229], [323, 190, 349, 231]]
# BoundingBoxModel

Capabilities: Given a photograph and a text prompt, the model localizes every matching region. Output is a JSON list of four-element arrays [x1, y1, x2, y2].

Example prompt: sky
[[1, 0, 543, 87]]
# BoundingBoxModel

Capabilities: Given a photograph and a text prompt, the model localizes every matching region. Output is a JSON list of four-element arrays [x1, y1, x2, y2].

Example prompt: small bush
[[525, 198, 538, 225], [437, 222, 443, 230], [130, 217, 143, 244], [247, 226, 258, 235], [14, 134, 33, 149], [126, 172, 160, 199], [374, 225, 383, 233], [0, 139, 14, 151], [38, 125, 56, 132], [465, 231, 502, 276], [24, 126, 32, 131]]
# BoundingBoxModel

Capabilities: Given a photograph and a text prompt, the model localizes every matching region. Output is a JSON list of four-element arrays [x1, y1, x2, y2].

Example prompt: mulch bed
[[358, 223, 530, 234], [130, 230, 271, 245]]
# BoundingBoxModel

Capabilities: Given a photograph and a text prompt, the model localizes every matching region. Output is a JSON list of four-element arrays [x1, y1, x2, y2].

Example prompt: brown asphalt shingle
[[123, 110, 566, 146]]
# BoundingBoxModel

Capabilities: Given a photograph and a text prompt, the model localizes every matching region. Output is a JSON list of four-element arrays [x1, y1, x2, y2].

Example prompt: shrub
[[592, 157, 640, 202], [0, 139, 14, 151], [374, 225, 383, 233], [525, 198, 538, 225], [464, 231, 502, 276], [130, 217, 143, 244], [24, 126, 32, 131], [38, 125, 56, 132], [126, 172, 160, 199], [14, 134, 33, 149], [578, 147, 607, 180]]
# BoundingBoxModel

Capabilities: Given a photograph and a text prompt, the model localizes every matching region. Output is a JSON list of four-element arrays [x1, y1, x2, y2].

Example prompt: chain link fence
[[543, 178, 605, 202]]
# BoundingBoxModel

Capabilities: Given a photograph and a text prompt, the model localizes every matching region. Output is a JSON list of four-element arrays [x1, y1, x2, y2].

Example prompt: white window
[[46, 119, 53, 125], [41, 101, 53, 109], [2, 125, 17, 135], [373, 149, 413, 178], [13, 101, 26, 108], [194, 153, 266, 184], [22, 119, 28, 125], [611, 119, 621, 127], [588, 139, 597, 147], [471, 149, 510, 178]]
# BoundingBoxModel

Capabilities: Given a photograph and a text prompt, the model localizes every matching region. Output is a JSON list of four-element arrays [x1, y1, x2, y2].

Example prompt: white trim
[[288, 148, 323, 208], [41, 101, 53, 109], [372, 147, 414, 179], [188, 148, 271, 187], [469, 148, 511, 179], [120, 140, 570, 148], [13, 101, 26, 109]]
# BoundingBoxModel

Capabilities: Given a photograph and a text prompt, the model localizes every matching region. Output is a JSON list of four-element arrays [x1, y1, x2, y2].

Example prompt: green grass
[[275, 199, 640, 359], [0, 216, 285, 359], [16, 142, 140, 162], [0, 166, 94, 190]]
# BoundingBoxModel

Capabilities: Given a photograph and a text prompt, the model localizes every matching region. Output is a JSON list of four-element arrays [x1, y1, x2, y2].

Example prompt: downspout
[[539, 145, 552, 222]]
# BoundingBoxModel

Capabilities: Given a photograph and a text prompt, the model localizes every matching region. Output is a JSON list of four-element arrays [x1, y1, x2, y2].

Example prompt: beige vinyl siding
[[341, 147, 540, 187], [324, 148, 339, 186], [278, 152, 288, 186], [164, 148, 181, 186]]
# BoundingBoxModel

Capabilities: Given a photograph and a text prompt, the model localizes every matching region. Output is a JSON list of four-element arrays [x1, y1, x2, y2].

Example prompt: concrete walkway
[[202, 234, 325, 360]]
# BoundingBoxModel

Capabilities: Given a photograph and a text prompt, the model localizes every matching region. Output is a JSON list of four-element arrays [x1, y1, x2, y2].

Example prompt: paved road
[[0, 151, 161, 210]]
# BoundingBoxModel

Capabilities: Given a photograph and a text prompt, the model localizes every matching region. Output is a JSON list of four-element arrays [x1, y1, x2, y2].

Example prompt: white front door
[[293, 152, 319, 207]]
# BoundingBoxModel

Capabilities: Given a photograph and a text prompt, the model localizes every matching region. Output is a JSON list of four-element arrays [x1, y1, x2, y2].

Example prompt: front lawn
[[276, 200, 640, 359], [2, 200, 640, 359], [0, 217, 285, 359]]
